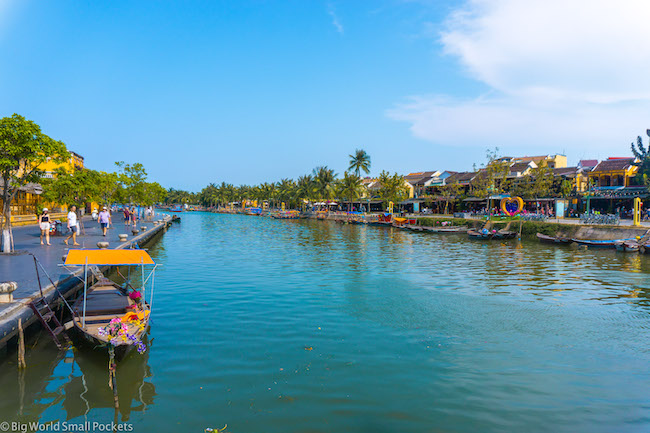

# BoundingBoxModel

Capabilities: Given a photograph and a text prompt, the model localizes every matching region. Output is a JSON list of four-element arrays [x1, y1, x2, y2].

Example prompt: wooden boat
[[424, 226, 468, 233], [467, 229, 494, 240], [536, 233, 571, 244], [615, 240, 641, 252], [64, 249, 157, 361], [571, 238, 636, 249], [468, 228, 517, 240]]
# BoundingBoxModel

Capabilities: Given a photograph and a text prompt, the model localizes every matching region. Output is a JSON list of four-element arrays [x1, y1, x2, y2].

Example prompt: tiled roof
[[446, 171, 477, 184], [509, 162, 532, 173], [552, 167, 578, 177], [515, 155, 548, 163], [578, 159, 598, 168], [0, 180, 43, 194], [592, 158, 635, 173]]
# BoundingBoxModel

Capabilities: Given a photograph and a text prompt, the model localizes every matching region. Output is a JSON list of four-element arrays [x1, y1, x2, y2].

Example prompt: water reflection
[[0, 336, 155, 425], [63, 348, 155, 422]]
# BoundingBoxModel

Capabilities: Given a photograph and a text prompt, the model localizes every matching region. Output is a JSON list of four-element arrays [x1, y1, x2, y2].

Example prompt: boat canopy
[[64, 249, 155, 266]]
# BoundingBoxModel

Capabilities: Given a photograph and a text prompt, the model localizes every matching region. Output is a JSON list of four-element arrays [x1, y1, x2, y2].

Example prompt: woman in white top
[[39, 208, 51, 245], [64, 205, 80, 246]]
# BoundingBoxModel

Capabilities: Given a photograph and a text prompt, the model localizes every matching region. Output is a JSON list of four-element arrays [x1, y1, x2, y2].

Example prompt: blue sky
[[2, 0, 649, 191]]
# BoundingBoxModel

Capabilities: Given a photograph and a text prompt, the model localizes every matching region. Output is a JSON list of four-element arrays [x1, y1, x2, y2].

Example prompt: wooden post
[[18, 318, 26, 369]]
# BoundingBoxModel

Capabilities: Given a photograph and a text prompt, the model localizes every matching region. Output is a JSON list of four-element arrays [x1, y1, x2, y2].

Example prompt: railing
[[0, 212, 68, 226]]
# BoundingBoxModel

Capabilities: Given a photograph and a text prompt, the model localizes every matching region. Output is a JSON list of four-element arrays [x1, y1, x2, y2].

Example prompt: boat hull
[[572, 238, 635, 249]]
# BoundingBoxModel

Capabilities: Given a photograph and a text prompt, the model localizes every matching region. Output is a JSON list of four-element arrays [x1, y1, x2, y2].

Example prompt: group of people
[[37, 205, 114, 246]]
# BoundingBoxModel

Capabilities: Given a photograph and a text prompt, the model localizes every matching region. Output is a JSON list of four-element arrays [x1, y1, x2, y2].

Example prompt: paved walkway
[[0, 215, 163, 314]]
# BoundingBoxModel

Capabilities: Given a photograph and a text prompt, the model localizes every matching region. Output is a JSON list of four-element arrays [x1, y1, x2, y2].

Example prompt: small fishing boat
[[571, 238, 636, 249], [424, 226, 467, 233], [536, 233, 571, 244], [170, 205, 183, 212], [468, 228, 517, 240], [615, 240, 641, 252], [64, 249, 158, 361], [467, 229, 494, 239]]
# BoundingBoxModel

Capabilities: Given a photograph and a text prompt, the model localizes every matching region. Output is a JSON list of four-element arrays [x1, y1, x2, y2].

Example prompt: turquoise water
[[3, 211, 650, 432]]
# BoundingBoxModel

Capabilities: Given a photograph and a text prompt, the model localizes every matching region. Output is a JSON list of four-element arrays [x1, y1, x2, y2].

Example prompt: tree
[[115, 161, 148, 204], [340, 172, 363, 211], [530, 163, 554, 199], [313, 166, 337, 200], [95, 171, 119, 206], [469, 148, 510, 215], [377, 170, 409, 209], [0, 114, 67, 252], [41, 167, 99, 212], [631, 130, 650, 187], [348, 149, 371, 177], [559, 179, 573, 198], [439, 181, 461, 214], [141, 182, 167, 205], [296, 174, 315, 203]]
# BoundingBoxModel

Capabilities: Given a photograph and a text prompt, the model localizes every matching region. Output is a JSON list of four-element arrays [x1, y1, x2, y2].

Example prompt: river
[[2, 211, 650, 433]]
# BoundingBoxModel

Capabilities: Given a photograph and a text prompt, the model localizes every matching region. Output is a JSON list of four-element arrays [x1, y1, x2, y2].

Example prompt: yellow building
[[0, 150, 86, 223], [589, 157, 638, 187], [40, 150, 84, 177]]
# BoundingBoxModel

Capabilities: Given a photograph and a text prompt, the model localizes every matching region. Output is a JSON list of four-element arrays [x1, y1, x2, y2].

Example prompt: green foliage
[[339, 172, 364, 210], [529, 163, 554, 198], [41, 167, 99, 208], [631, 130, 650, 188], [0, 113, 68, 251], [348, 149, 371, 177], [377, 170, 408, 208], [312, 166, 337, 200], [439, 181, 461, 214]]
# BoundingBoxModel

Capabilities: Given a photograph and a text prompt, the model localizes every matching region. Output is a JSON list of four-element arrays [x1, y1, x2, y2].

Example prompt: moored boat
[[64, 249, 157, 361], [536, 233, 571, 244], [571, 238, 636, 249], [615, 240, 641, 252], [468, 228, 517, 240], [424, 226, 467, 233]]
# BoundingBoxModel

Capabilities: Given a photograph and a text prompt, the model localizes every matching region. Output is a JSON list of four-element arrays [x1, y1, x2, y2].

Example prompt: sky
[[1, 0, 650, 191]]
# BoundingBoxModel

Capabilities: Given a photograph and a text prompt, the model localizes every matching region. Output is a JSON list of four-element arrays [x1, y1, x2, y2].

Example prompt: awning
[[64, 249, 155, 266]]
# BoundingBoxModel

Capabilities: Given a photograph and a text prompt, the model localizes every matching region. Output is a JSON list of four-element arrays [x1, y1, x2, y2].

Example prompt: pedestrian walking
[[39, 208, 51, 246], [64, 205, 80, 246], [123, 206, 130, 225], [130, 207, 137, 226], [98, 206, 112, 236]]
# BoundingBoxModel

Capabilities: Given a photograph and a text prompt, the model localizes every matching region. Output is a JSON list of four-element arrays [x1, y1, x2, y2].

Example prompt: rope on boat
[[108, 345, 120, 413]]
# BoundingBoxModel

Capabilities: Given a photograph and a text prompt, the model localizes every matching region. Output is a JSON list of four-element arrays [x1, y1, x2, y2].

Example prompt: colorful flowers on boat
[[97, 312, 148, 353]]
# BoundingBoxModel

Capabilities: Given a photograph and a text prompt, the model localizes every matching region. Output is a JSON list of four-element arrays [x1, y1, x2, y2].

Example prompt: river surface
[[2, 211, 650, 433]]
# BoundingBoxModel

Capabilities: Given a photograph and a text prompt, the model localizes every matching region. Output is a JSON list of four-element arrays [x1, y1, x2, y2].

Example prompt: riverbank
[[413, 215, 650, 241], [0, 214, 176, 355]]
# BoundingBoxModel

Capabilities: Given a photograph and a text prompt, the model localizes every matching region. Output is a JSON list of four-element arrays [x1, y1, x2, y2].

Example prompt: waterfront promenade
[[0, 213, 173, 350]]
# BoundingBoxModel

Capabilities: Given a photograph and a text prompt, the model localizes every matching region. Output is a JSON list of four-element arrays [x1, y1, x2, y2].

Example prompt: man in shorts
[[98, 206, 112, 236], [64, 205, 80, 246]]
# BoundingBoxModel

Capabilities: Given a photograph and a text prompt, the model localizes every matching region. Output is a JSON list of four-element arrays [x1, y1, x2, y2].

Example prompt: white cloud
[[327, 3, 344, 34], [389, 0, 650, 155]]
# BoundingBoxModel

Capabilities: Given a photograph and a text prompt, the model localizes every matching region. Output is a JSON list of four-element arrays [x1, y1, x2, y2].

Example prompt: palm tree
[[348, 149, 371, 177], [277, 178, 296, 208], [296, 174, 315, 202], [312, 166, 337, 200], [340, 172, 363, 211]]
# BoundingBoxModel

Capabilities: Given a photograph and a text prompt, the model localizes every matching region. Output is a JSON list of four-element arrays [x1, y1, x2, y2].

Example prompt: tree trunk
[[1, 191, 13, 253]]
